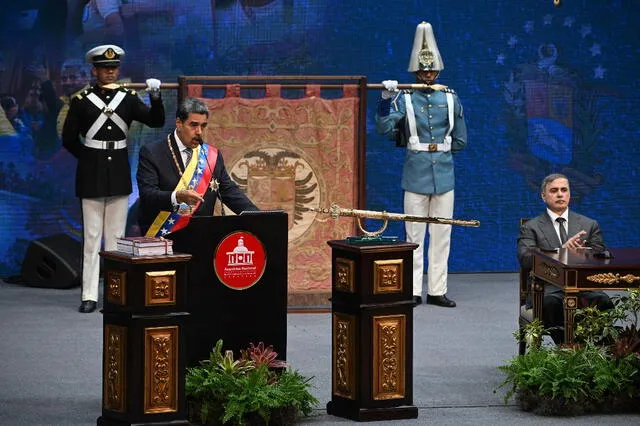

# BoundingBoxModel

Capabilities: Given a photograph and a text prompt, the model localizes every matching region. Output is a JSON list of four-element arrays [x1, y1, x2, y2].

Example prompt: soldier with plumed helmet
[[62, 44, 166, 313], [375, 21, 468, 308]]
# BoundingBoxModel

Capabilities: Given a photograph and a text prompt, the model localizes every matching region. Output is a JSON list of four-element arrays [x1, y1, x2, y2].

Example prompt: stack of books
[[116, 236, 174, 256]]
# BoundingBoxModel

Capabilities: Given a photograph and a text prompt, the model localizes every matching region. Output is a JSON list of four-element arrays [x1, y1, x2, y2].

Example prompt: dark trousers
[[543, 290, 613, 344]]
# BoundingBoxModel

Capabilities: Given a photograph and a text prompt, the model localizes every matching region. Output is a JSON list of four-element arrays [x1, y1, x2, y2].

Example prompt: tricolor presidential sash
[[146, 143, 218, 237]]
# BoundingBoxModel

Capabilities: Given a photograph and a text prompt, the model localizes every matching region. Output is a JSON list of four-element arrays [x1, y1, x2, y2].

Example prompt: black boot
[[426, 294, 456, 308]]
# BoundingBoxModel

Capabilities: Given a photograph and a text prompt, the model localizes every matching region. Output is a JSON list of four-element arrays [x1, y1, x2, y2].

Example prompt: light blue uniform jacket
[[375, 89, 467, 195]]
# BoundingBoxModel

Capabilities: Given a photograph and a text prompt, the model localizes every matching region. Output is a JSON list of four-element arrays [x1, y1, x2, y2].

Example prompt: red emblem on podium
[[214, 231, 266, 290]]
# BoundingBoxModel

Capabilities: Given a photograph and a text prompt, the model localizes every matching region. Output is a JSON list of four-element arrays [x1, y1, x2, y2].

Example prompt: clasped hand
[[562, 230, 587, 250]]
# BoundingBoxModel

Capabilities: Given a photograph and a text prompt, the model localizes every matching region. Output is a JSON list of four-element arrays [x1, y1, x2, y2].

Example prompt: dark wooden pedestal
[[326, 240, 419, 422], [97, 251, 192, 426]]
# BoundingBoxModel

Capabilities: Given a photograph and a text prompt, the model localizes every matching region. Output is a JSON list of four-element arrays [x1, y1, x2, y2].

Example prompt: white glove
[[381, 80, 398, 99], [145, 78, 161, 99], [145, 78, 161, 90]]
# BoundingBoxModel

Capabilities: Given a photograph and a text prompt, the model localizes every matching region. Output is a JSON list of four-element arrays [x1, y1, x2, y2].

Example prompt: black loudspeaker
[[21, 234, 82, 289]]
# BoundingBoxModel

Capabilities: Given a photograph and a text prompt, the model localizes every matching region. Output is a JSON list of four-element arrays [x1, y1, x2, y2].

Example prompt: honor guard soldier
[[375, 22, 468, 308], [62, 44, 165, 313]]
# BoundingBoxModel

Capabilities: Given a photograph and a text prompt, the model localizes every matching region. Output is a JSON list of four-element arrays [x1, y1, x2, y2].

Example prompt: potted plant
[[186, 339, 318, 425], [497, 289, 640, 416]]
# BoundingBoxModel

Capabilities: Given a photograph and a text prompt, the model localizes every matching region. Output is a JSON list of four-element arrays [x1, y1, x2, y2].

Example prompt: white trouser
[[404, 190, 454, 297], [81, 196, 128, 302]]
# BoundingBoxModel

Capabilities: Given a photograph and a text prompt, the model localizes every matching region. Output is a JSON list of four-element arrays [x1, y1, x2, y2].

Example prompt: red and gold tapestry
[[190, 83, 360, 306]]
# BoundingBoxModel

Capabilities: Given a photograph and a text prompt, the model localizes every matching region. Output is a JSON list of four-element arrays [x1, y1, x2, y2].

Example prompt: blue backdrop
[[1, 0, 638, 275]]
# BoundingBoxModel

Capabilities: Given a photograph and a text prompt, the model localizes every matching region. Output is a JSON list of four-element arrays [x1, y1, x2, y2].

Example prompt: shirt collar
[[546, 208, 569, 223], [174, 130, 189, 152]]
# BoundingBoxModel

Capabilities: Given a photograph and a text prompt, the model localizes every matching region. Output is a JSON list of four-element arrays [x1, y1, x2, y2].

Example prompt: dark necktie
[[184, 148, 193, 168], [556, 217, 568, 245]]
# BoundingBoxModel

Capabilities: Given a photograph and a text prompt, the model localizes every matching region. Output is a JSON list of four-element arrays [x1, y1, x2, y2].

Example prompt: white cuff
[[171, 191, 178, 208]]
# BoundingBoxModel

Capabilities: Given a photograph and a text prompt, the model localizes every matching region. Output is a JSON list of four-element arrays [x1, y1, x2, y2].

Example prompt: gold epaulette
[[74, 89, 89, 100], [119, 87, 136, 95]]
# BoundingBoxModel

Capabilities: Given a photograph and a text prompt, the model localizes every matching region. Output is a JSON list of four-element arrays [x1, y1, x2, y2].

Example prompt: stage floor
[[1, 273, 639, 425]]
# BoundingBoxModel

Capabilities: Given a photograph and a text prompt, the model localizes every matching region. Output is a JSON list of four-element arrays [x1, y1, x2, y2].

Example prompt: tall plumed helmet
[[407, 21, 444, 72]]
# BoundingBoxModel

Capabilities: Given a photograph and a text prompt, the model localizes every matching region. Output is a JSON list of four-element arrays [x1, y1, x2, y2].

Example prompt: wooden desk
[[532, 248, 640, 344]]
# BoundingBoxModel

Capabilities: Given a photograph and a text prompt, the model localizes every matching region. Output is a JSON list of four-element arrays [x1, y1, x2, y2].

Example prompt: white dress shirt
[[546, 208, 569, 246]]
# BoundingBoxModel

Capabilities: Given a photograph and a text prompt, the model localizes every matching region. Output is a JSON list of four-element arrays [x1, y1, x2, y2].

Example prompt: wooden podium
[[326, 239, 419, 422], [167, 212, 288, 367], [97, 251, 192, 426]]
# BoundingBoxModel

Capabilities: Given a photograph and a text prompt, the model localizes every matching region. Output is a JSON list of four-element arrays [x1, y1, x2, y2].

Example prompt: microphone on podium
[[593, 248, 613, 259]]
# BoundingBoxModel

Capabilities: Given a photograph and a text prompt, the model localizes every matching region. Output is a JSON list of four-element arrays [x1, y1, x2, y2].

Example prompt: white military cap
[[84, 44, 125, 67], [407, 21, 444, 72]]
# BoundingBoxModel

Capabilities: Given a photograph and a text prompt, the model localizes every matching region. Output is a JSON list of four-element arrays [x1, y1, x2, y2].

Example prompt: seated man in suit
[[517, 173, 613, 344], [137, 97, 258, 236]]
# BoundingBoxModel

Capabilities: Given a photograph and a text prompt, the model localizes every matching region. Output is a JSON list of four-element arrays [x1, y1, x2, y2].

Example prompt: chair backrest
[[518, 218, 534, 354], [519, 218, 531, 308]]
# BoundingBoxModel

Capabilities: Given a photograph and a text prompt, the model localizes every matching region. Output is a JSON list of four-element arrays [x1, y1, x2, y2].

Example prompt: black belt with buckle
[[428, 143, 438, 152]]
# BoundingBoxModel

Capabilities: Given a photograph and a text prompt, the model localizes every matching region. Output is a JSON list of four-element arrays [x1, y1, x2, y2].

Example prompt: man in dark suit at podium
[[137, 97, 258, 236]]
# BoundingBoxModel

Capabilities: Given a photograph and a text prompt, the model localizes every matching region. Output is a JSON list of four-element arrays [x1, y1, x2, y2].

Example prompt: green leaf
[[187, 340, 318, 425]]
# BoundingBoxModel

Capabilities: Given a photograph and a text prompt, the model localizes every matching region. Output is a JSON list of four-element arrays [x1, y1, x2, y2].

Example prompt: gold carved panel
[[373, 259, 403, 294], [335, 258, 355, 293], [103, 325, 127, 412], [540, 261, 560, 283], [332, 313, 356, 399], [145, 270, 177, 306], [106, 270, 127, 305], [372, 314, 406, 400], [587, 273, 640, 285], [144, 326, 179, 414]]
